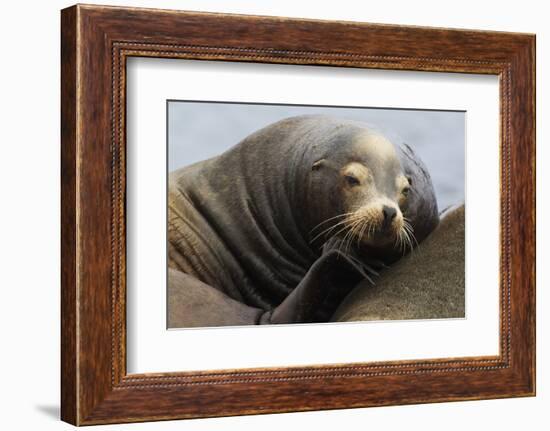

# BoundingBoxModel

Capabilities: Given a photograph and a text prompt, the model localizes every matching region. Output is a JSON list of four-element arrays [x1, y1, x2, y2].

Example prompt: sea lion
[[168, 115, 439, 328], [332, 204, 465, 322]]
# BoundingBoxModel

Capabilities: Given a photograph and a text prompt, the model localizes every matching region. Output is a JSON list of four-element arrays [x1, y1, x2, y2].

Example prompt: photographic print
[[167, 101, 465, 329], [61, 6, 535, 423]]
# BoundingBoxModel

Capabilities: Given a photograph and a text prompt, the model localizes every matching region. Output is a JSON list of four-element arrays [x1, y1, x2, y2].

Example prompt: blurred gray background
[[168, 101, 465, 210]]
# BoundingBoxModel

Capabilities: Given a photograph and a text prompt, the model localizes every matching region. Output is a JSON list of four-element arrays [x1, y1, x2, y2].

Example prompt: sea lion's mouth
[[340, 211, 415, 254], [309, 207, 416, 254], [361, 225, 400, 246]]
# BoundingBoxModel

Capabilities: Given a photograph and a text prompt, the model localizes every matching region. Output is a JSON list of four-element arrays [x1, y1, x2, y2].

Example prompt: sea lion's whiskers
[[355, 220, 367, 247], [334, 227, 351, 256], [356, 218, 371, 248], [321, 217, 359, 251], [406, 233, 414, 252], [395, 229, 405, 254], [344, 218, 360, 248], [394, 230, 402, 250], [405, 225, 418, 247], [340, 217, 363, 255], [400, 225, 414, 253], [398, 221, 413, 253], [350, 214, 370, 244], [399, 227, 409, 252], [341, 219, 363, 255], [309, 211, 356, 234], [348, 218, 366, 252], [346, 208, 373, 247], [310, 219, 348, 243], [402, 218, 418, 250], [403, 230, 411, 253], [366, 220, 375, 241], [352, 219, 370, 251], [309, 215, 359, 243]]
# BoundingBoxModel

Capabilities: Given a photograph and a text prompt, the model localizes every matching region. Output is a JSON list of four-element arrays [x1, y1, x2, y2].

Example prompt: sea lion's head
[[307, 126, 424, 255]]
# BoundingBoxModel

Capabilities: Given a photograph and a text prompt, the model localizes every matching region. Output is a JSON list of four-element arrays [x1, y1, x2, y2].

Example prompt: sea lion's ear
[[312, 159, 325, 171], [406, 175, 413, 186]]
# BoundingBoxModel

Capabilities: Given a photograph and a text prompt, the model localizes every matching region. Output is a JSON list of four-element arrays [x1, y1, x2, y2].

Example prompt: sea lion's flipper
[[321, 236, 382, 277], [266, 250, 365, 324], [168, 268, 264, 328]]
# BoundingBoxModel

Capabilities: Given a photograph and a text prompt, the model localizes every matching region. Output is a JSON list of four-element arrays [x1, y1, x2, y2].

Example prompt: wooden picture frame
[[61, 4, 535, 425]]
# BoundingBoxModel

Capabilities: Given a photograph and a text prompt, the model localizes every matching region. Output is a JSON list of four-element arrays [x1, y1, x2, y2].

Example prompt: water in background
[[168, 102, 465, 210]]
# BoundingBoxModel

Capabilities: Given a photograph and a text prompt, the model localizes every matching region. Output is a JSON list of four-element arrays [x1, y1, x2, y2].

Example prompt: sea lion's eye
[[402, 186, 411, 197], [345, 175, 360, 186]]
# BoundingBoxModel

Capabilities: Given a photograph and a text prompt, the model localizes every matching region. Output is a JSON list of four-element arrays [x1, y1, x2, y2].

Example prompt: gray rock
[[332, 204, 465, 322]]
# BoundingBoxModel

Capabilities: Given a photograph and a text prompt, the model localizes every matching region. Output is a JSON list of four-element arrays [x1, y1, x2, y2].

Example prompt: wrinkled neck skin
[[171, 117, 325, 309]]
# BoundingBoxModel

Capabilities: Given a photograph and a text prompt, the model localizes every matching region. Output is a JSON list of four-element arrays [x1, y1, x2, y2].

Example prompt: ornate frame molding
[[61, 5, 534, 425]]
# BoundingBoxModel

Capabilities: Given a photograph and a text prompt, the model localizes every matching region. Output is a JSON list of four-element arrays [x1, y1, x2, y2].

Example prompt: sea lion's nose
[[382, 206, 397, 226]]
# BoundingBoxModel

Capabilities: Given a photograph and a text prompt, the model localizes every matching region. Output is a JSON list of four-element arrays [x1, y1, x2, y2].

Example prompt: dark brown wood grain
[[61, 4, 535, 425], [60, 5, 78, 425]]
